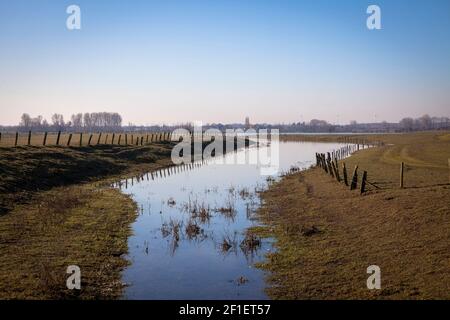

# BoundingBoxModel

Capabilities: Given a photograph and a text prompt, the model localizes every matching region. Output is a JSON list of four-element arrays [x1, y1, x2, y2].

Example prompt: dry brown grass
[[0, 184, 137, 299], [254, 131, 450, 299]]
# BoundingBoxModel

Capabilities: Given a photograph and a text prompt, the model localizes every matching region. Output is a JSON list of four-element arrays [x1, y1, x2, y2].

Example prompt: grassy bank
[[0, 139, 250, 299], [0, 142, 175, 215], [0, 185, 137, 299], [255, 131, 450, 299], [0, 143, 178, 299]]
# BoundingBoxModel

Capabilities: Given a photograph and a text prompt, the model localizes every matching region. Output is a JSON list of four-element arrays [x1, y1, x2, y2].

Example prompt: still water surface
[[118, 141, 345, 299]]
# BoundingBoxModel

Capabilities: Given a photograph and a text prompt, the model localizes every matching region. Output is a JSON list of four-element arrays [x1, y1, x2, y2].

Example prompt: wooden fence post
[[342, 162, 348, 186], [15, 132, 18, 147], [118, 134, 122, 145], [112, 133, 115, 145], [322, 154, 328, 173], [0, 132, 2, 144], [56, 131, 61, 146], [400, 162, 404, 188], [88, 134, 93, 146], [141, 136, 144, 145], [67, 134, 73, 146], [79, 133, 83, 147], [333, 160, 341, 182], [146, 135, 149, 144], [448, 159, 450, 184], [125, 134, 128, 145], [350, 165, 358, 190], [28, 131, 32, 146], [360, 171, 367, 194], [97, 133, 102, 145], [43, 132, 48, 146], [131, 135, 134, 145], [105, 134, 109, 144], [327, 159, 334, 178]]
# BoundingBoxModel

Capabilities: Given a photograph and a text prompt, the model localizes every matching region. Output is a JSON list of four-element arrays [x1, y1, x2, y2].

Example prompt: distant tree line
[[3, 112, 449, 134], [398, 114, 450, 132], [17, 112, 122, 132]]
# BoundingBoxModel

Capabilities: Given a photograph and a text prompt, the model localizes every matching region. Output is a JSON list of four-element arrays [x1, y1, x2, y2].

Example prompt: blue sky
[[1, 0, 449, 125]]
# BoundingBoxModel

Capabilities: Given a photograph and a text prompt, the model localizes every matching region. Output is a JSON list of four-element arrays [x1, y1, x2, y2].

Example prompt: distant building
[[245, 117, 250, 129]]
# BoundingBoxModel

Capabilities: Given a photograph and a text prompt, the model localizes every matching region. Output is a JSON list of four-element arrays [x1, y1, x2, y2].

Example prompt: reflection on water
[[116, 141, 347, 300]]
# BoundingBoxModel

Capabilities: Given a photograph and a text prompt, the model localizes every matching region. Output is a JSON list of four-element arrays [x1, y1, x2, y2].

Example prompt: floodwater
[[117, 141, 346, 299]]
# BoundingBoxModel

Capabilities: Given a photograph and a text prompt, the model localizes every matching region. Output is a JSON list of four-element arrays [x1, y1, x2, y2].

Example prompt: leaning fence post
[[342, 162, 348, 186], [118, 134, 122, 145], [15, 132, 18, 147], [67, 133, 73, 146], [333, 160, 341, 182], [56, 131, 61, 146], [88, 134, 93, 146], [360, 171, 367, 194], [350, 165, 358, 190], [28, 130, 32, 146], [43, 132, 48, 146], [327, 159, 334, 178], [322, 154, 328, 173], [97, 133, 102, 145], [400, 162, 404, 188]]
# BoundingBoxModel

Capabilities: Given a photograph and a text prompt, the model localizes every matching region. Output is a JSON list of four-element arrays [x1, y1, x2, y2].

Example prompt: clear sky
[[1, 0, 449, 125]]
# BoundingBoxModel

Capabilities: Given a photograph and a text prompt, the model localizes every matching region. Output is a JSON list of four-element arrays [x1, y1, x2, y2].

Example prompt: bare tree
[[71, 113, 83, 128], [51, 114, 65, 128], [20, 113, 32, 127], [399, 117, 414, 131]]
